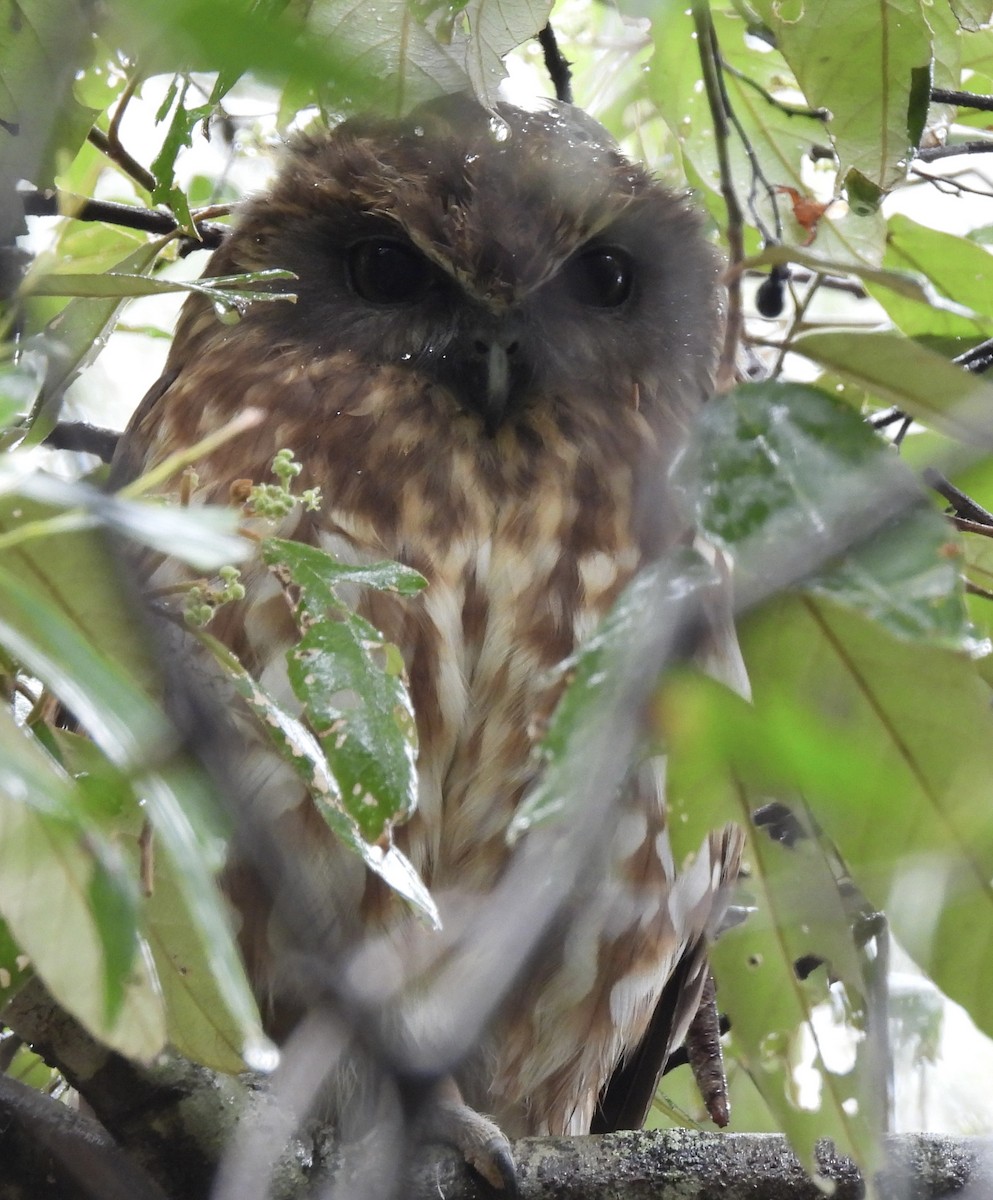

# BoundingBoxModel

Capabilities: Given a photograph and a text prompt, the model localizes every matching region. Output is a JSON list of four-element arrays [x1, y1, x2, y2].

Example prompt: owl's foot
[[419, 1086, 517, 1195]]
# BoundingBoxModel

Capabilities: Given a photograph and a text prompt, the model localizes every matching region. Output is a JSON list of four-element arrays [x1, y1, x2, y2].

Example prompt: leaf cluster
[[4, 0, 993, 1195]]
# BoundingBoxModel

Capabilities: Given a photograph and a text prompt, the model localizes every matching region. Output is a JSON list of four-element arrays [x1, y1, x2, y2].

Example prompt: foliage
[[4, 0, 993, 1193]]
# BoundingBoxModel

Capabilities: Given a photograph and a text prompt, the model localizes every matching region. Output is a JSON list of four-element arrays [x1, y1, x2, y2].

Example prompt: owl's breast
[[308, 401, 658, 894]]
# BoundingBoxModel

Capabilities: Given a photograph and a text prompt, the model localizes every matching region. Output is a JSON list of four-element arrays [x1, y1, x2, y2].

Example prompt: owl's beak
[[481, 340, 513, 432], [466, 319, 526, 436]]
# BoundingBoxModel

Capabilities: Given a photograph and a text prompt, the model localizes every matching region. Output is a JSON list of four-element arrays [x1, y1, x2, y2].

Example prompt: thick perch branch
[[410, 1129, 993, 1199], [4, 916, 992, 1200]]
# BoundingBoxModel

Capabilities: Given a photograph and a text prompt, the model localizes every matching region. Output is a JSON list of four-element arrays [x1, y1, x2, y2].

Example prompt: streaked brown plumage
[[114, 93, 743, 1176]]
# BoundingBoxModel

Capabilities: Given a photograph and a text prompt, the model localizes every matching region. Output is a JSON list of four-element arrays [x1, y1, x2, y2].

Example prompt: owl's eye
[[563, 246, 633, 308], [347, 239, 433, 305]]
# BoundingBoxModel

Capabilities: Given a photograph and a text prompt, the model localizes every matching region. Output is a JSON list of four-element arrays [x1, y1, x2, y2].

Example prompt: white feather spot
[[614, 811, 648, 859]]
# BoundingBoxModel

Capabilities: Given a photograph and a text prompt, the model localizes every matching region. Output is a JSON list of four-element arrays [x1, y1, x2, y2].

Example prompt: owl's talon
[[420, 1094, 517, 1194], [471, 1136, 517, 1195]]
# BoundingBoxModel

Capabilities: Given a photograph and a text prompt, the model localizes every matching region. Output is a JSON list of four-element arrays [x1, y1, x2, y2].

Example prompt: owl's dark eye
[[563, 246, 633, 308], [347, 239, 433, 305]]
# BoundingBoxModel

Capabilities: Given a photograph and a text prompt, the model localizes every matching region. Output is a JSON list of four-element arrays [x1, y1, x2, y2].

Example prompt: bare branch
[[916, 139, 993, 163], [931, 87, 993, 113], [538, 24, 573, 104], [691, 3, 744, 389], [22, 189, 227, 250]]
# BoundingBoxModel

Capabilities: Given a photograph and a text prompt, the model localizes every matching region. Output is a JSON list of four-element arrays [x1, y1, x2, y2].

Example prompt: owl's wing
[[591, 822, 742, 1133], [594, 541, 748, 1134], [590, 933, 702, 1132]]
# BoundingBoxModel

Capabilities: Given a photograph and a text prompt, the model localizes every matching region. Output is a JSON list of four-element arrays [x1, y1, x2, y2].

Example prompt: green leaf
[[0, 0, 96, 240], [0, 358, 44, 432], [712, 820, 883, 1177], [949, 0, 993, 31], [459, 0, 552, 107], [25, 267, 296, 305], [200, 631, 439, 927], [263, 538, 427, 604], [693, 381, 969, 646], [288, 614, 418, 839], [147, 73, 224, 234], [0, 707, 163, 1056], [740, 594, 993, 1047], [85, 838, 141, 1027], [0, 494, 161, 696], [749, 0, 932, 190], [794, 330, 993, 446], [305, 0, 469, 113], [22, 236, 165, 441], [262, 538, 422, 840], [0, 468, 249, 572], [0, 549, 261, 1060], [511, 548, 721, 837], [867, 214, 993, 341], [0, 915, 30, 1010], [141, 828, 269, 1073], [105, 0, 370, 102], [648, 7, 887, 265]]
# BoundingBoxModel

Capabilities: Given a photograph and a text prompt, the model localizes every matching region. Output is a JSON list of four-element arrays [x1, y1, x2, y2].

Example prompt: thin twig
[[22, 189, 228, 250], [955, 336, 993, 375], [712, 58, 781, 243], [87, 127, 156, 194], [916, 139, 993, 163], [769, 273, 820, 377], [692, 2, 744, 388], [43, 421, 121, 463], [924, 468, 993, 526], [911, 166, 993, 200], [870, 408, 907, 431], [538, 24, 573, 104], [891, 415, 913, 447], [965, 578, 993, 599], [721, 59, 829, 121], [931, 87, 993, 113], [956, 519, 993, 542]]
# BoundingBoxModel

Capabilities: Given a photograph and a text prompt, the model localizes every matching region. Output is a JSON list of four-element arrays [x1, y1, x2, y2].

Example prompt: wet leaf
[[740, 595, 993, 1049], [25, 267, 296, 305], [867, 214, 993, 341], [263, 538, 427, 606], [0, 0, 95, 240], [459, 0, 551, 107], [748, 0, 931, 190], [693, 381, 969, 647], [306, 0, 468, 112], [0, 707, 162, 1055], [262, 538, 422, 841], [22, 237, 165, 441], [0, 548, 261, 1059], [795, 330, 993, 447], [200, 631, 439, 927]]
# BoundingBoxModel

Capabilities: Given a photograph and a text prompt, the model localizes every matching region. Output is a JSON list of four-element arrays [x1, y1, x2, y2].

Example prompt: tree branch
[[22, 189, 228, 250], [44, 421, 121, 462], [916, 140, 993, 163], [931, 87, 993, 113], [691, 2, 745, 389], [538, 24, 573, 104], [415, 1130, 993, 1199]]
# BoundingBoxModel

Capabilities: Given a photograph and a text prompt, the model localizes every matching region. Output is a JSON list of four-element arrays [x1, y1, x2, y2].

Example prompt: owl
[[113, 93, 744, 1189]]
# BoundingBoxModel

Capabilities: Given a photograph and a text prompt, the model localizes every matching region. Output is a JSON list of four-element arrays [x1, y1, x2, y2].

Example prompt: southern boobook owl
[[113, 92, 743, 1185]]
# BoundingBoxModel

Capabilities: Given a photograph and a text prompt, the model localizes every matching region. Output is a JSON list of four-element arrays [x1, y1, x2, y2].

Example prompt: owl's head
[[177, 94, 720, 441]]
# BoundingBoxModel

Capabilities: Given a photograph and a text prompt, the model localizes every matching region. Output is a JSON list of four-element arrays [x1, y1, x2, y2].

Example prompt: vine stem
[[690, 1, 743, 391]]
